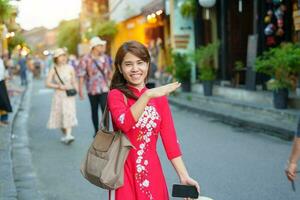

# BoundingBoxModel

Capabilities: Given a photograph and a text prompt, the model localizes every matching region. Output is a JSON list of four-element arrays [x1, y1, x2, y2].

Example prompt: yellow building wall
[[111, 15, 147, 61]]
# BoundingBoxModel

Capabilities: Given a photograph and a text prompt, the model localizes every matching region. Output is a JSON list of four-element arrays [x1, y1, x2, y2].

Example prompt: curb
[[0, 85, 26, 200], [169, 95, 295, 141], [11, 82, 44, 200]]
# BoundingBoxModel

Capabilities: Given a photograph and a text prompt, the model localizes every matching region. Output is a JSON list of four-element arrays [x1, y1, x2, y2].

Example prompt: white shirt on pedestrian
[[0, 58, 6, 81]]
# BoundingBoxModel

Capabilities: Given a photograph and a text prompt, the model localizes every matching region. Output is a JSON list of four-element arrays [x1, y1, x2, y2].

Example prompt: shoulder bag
[[80, 95, 133, 190], [54, 67, 77, 96]]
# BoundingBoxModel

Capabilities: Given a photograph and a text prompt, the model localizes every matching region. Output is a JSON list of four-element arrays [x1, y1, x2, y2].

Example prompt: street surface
[[27, 80, 299, 200]]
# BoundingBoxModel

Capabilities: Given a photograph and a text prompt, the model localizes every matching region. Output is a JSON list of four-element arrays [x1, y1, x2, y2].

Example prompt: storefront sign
[[174, 34, 190, 49], [293, 10, 300, 31]]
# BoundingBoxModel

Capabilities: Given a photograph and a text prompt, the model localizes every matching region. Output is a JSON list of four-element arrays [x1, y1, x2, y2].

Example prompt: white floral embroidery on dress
[[118, 113, 125, 124], [142, 179, 149, 187], [134, 105, 160, 199]]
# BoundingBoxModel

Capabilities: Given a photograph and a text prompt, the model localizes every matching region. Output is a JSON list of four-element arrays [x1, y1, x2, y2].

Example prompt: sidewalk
[[168, 86, 299, 140], [0, 77, 25, 200]]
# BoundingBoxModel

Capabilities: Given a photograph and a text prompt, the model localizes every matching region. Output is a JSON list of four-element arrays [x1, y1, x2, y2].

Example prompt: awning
[[142, 0, 164, 16]]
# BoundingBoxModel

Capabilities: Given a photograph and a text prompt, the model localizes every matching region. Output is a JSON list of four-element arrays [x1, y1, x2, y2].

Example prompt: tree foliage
[[84, 20, 118, 40], [93, 20, 117, 38], [57, 19, 81, 55], [0, 0, 13, 22], [8, 32, 25, 53]]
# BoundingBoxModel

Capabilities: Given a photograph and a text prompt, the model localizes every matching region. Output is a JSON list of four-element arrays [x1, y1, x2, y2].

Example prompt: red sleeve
[[107, 89, 136, 133], [159, 96, 182, 160]]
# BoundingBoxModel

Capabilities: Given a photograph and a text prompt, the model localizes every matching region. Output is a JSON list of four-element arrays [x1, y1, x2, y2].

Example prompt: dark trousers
[[0, 114, 8, 122], [20, 71, 27, 86], [88, 93, 108, 136]]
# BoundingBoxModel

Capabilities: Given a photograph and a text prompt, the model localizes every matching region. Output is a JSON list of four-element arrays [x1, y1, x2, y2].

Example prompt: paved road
[[27, 80, 299, 200]]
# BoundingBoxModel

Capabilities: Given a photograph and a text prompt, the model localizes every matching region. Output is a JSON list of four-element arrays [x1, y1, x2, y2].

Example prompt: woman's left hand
[[286, 162, 298, 181], [180, 176, 200, 200]]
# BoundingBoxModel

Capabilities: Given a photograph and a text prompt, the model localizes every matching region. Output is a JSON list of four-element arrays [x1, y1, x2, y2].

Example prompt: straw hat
[[90, 36, 106, 50], [53, 48, 66, 58]]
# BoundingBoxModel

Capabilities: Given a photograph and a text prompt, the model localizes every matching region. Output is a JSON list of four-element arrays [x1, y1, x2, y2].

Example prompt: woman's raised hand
[[145, 82, 181, 98]]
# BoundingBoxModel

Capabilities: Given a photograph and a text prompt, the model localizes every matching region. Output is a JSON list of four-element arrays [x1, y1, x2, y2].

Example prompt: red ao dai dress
[[107, 86, 182, 200]]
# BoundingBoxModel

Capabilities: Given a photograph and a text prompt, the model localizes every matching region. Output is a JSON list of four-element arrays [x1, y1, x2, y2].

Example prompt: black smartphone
[[172, 184, 199, 198]]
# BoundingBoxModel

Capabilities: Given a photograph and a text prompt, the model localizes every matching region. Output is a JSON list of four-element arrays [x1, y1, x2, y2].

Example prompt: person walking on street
[[107, 41, 200, 199], [286, 117, 300, 182], [33, 55, 43, 79], [77, 36, 112, 137], [45, 48, 78, 144], [18, 54, 28, 86], [0, 56, 12, 126]]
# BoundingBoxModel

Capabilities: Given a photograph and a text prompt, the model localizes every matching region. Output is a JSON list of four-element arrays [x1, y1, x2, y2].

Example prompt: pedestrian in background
[[0, 56, 12, 126], [17, 54, 28, 86], [68, 54, 78, 69], [77, 36, 112, 137], [33, 55, 43, 79], [285, 118, 300, 182], [107, 41, 200, 199], [44, 53, 53, 76], [45, 48, 78, 144]]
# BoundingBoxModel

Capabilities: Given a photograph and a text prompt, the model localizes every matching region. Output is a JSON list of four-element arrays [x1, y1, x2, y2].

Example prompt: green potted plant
[[254, 43, 300, 109], [233, 60, 245, 87], [172, 52, 192, 92], [193, 41, 220, 96]]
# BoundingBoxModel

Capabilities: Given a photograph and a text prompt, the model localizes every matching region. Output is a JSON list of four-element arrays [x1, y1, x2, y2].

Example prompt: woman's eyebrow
[[123, 60, 143, 63], [123, 61, 134, 64]]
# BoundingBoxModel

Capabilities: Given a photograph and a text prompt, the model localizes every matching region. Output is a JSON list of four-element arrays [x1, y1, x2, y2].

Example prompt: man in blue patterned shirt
[[77, 37, 112, 137]]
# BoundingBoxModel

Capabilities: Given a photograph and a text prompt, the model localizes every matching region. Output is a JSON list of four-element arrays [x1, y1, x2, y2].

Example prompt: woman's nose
[[131, 63, 138, 71]]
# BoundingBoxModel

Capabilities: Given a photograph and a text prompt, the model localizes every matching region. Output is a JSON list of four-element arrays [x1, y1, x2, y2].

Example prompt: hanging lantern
[[198, 0, 216, 7], [238, 0, 243, 13], [275, 8, 284, 19], [276, 28, 284, 37], [199, 0, 216, 19], [266, 36, 276, 46], [277, 19, 284, 28], [272, 0, 281, 5], [264, 23, 275, 36], [264, 16, 271, 24]]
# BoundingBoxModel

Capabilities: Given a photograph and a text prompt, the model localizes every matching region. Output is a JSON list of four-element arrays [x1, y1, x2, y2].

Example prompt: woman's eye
[[137, 62, 144, 65]]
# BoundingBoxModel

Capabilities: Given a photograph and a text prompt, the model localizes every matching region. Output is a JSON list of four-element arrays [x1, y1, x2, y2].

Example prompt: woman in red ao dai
[[107, 41, 200, 200]]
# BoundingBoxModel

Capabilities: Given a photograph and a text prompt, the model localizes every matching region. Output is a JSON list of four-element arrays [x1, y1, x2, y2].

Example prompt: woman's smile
[[130, 73, 143, 80]]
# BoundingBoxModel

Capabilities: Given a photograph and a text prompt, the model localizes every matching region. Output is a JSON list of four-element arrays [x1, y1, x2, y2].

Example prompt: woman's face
[[120, 52, 149, 89], [57, 54, 67, 65]]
